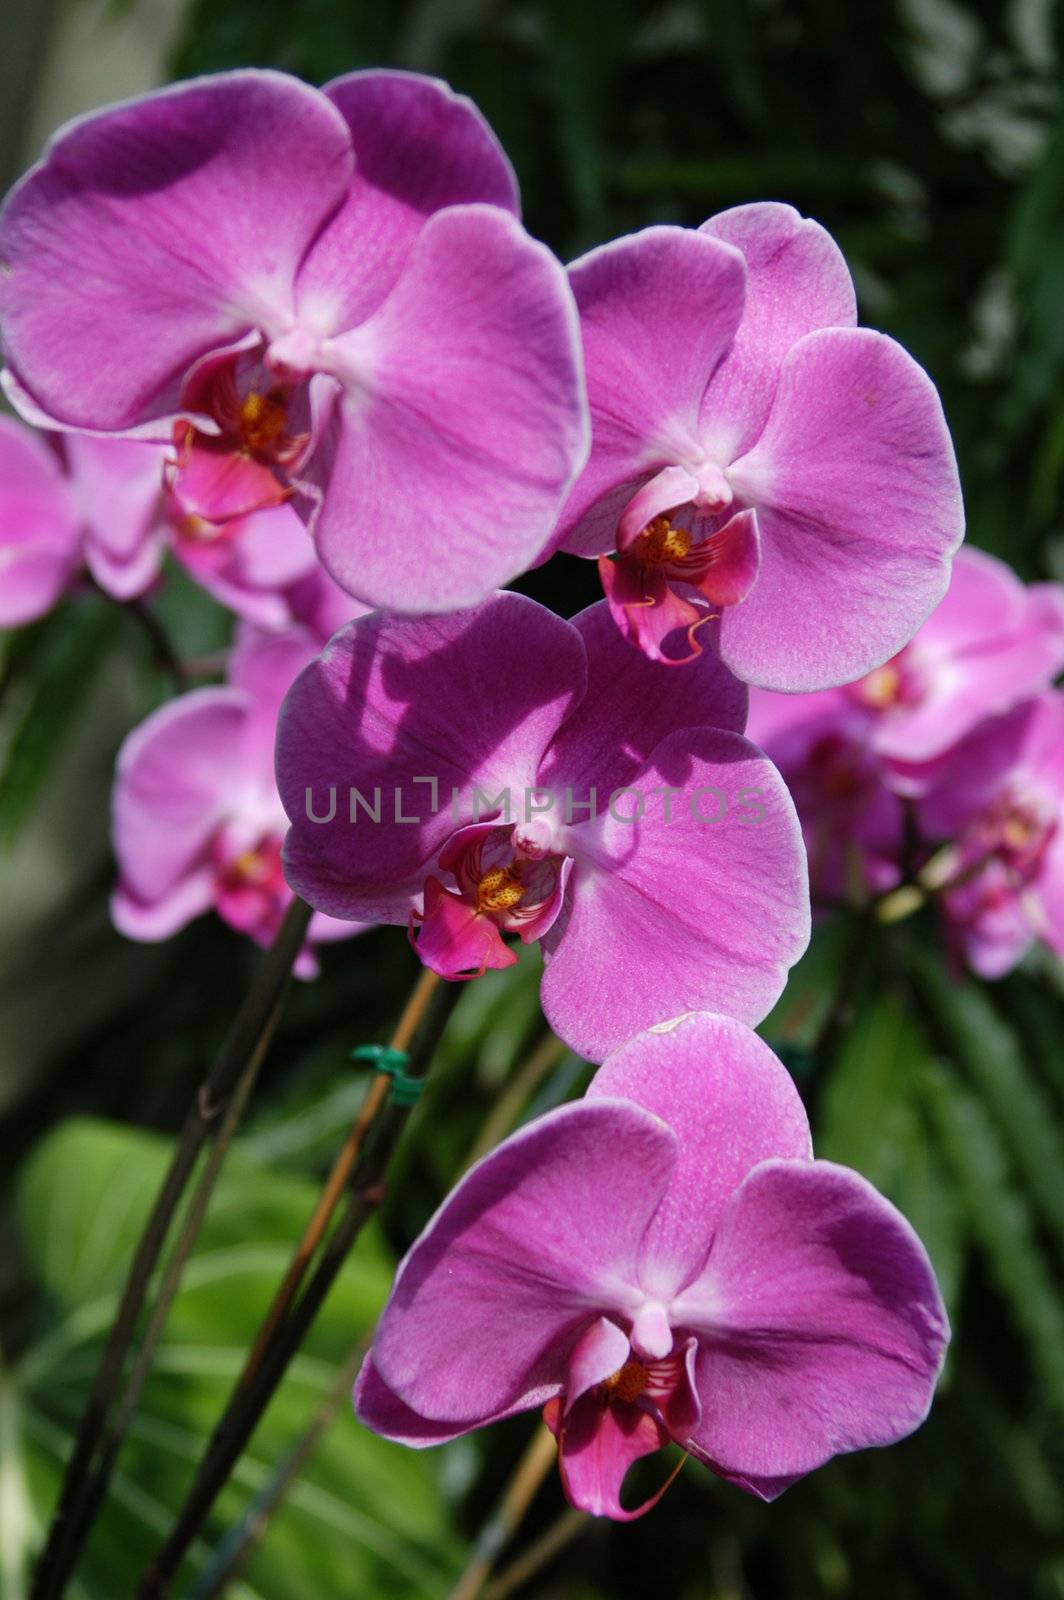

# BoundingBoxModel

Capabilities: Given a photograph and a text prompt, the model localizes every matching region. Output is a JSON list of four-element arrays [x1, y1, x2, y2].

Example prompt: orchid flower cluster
[[747, 547, 1064, 977], [0, 66, 978, 1519]]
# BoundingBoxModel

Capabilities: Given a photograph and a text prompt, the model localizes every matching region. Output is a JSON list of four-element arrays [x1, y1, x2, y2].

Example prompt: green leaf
[[817, 991, 966, 1311], [12, 1118, 462, 1598], [925, 1065, 1064, 1414], [910, 962, 1064, 1263], [0, 599, 120, 848]]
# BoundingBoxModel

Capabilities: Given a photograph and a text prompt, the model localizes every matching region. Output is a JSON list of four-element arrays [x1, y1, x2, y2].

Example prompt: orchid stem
[[186, 1344, 367, 1600], [135, 968, 462, 1599], [30, 895, 312, 1600], [189, 992, 548, 1591], [447, 1424, 559, 1600], [482, 1506, 588, 1600], [240, 966, 441, 1385]]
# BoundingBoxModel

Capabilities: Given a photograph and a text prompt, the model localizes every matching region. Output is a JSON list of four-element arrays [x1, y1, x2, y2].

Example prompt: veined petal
[[412, 877, 517, 978], [698, 202, 856, 460], [310, 205, 588, 612], [672, 1160, 949, 1494], [678, 508, 761, 608], [0, 71, 354, 429], [296, 69, 518, 332], [370, 1099, 677, 1424], [277, 595, 587, 919], [355, 1354, 558, 1448], [557, 227, 747, 558], [549, 1391, 672, 1521], [540, 600, 746, 799], [723, 327, 964, 690], [540, 727, 810, 1060], [588, 1015, 811, 1297]]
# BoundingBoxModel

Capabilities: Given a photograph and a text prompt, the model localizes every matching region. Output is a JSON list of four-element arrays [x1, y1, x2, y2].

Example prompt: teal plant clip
[[350, 1043, 423, 1106]]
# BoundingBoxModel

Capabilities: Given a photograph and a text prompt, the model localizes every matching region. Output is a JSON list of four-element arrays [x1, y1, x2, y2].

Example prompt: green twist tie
[[350, 1044, 423, 1106]]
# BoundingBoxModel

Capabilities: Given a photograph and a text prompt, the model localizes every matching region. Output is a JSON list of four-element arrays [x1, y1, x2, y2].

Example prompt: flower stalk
[[30, 894, 312, 1600]]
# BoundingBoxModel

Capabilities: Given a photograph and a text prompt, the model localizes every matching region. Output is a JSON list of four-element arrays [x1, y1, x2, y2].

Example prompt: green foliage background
[[1, 1, 1063, 1597]]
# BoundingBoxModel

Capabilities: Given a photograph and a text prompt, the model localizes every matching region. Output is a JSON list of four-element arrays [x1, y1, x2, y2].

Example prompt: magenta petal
[[588, 1015, 811, 1296], [680, 507, 761, 607], [64, 434, 166, 599], [0, 417, 81, 625], [673, 1160, 949, 1489], [873, 549, 1064, 766], [174, 503, 318, 626], [540, 599, 746, 798], [168, 434, 290, 523], [558, 227, 747, 558], [0, 71, 353, 429], [723, 327, 964, 690], [311, 205, 587, 612], [699, 202, 856, 459], [564, 1318, 632, 1413], [112, 689, 254, 908], [412, 878, 517, 977], [553, 1389, 672, 1521], [297, 69, 518, 330], [540, 728, 810, 1060], [277, 594, 587, 920], [370, 1099, 676, 1424], [597, 550, 701, 665], [354, 1354, 556, 1448]]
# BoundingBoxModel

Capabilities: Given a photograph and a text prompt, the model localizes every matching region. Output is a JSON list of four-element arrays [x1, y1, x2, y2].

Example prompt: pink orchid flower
[[356, 1012, 949, 1518], [917, 691, 1064, 977], [276, 592, 810, 1061], [0, 417, 162, 623], [552, 203, 964, 688], [744, 684, 905, 903], [113, 622, 366, 974], [746, 548, 1064, 901], [0, 69, 588, 613], [0, 414, 366, 631], [849, 546, 1064, 789]]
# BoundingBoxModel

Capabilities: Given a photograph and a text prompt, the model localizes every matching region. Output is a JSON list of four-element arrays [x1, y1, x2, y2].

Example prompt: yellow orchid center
[[239, 390, 289, 454], [599, 1359, 649, 1404], [475, 865, 525, 914], [854, 662, 902, 709], [636, 517, 692, 567]]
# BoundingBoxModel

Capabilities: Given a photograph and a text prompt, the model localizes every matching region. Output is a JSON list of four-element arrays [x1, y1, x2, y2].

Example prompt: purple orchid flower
[[0, 413, 368, 631], [275, 591, 809, 1061], [0, 69, 588, 613], [744, 684, 906, 903], [851, 546, 1064, 788], [113, 621, 366, 974], [552, 203, 964, 689], [356, 1012, 949, 1518], [0, 417, 162, 624], [745, 548, 1064, 904], [917, 690, 1064, 977]]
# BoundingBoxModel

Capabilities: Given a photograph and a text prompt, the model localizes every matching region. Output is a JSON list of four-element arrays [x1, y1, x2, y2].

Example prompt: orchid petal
[[540, 728, 810, 1060], [722, 327, 964, 690], [311, 205, 588, 612], [0, 71, 354, 429], [557, 227, 747, 558], [672, 1160, 949, 1493], [588, 1015, 811, 1297], [370, 1099, 676, 1424], [296, 69, 518, 331]]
